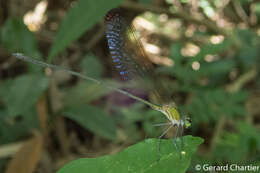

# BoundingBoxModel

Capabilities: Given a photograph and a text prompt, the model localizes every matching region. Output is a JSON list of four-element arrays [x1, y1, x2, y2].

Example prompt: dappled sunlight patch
[[23, 0, 48, 32]]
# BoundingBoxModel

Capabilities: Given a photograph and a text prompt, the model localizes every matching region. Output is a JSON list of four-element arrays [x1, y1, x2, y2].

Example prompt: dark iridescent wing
[[105, 8, 148, 81], [105, 8, 172, 105]]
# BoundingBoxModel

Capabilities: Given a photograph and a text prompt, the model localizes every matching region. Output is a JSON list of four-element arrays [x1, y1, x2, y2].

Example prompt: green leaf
[[0, 74, 49, 116], [48, 0, 124, 61], [63, 104, 116, 140], [0, 17, 40, 57], [57, 136, 203, 173]]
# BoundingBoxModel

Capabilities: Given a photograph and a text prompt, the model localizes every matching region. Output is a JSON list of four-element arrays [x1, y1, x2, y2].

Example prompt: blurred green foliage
[[0, 0, 259, 172]]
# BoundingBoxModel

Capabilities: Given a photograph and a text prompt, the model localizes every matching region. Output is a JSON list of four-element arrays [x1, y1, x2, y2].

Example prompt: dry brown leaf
[[5, 132, 43, 173]]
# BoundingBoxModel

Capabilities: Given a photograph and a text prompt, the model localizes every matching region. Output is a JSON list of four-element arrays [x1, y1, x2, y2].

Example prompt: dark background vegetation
[[0, 0, 260, 172]]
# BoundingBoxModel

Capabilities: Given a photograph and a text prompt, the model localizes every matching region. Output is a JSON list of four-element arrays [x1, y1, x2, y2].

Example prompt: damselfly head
[[183, 116, 191, 129]]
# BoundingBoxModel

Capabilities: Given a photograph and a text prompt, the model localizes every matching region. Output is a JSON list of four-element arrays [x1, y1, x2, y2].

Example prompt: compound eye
[[184, 117, 192, 128]]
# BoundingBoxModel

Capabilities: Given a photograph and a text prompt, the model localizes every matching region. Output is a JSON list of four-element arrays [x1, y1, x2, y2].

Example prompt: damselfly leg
[[157, 124, 173, 160]]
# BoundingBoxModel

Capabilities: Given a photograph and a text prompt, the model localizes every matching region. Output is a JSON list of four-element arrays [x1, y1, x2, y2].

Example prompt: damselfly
[[13, 8, 191, 157]]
